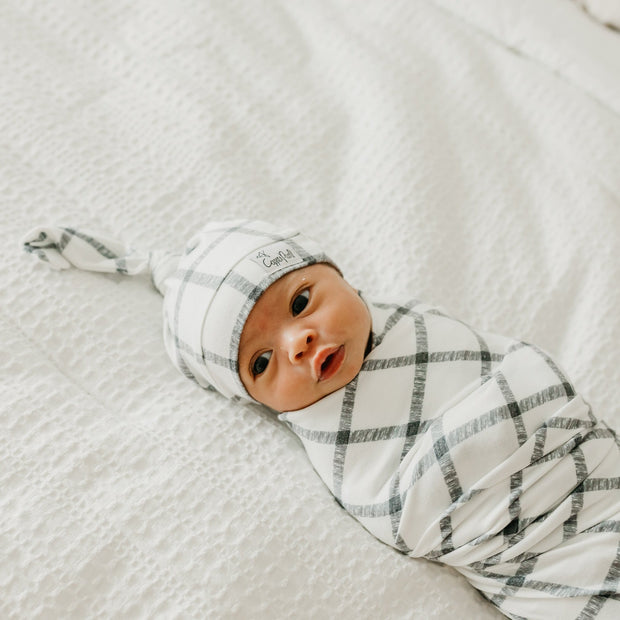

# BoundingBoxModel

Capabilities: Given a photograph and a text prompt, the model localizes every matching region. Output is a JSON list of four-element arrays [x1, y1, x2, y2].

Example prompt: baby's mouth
[[315, 345, 345, 382]]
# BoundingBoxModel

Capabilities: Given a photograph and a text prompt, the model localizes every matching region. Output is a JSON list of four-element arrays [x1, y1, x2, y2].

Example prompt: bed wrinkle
[[2, 309, 242, 543], [3, 312, 111, 410], [428, 0, 620, 120], [3, 311, 214, 480]]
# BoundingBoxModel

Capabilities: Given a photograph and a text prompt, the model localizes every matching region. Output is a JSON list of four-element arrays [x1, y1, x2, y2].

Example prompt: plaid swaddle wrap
[[21, 220, 336, 402], [280, 297, 620, 619]]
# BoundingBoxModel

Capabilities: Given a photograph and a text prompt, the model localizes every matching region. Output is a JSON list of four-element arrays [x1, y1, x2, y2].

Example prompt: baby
[[23, 219, 620, 620], [238, 262, 372, 412]]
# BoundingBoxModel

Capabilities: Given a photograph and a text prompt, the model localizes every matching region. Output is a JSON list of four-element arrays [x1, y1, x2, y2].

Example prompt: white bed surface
[[2, 1, 620, 618]]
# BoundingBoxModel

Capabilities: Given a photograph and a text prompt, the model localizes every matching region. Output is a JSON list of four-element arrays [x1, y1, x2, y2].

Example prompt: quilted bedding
[[2, 1, 620, 618]]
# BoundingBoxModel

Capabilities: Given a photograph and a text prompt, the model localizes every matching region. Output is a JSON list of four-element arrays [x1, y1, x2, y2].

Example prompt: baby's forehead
[[260, 264, 342, 310], [262, 262, 341, 294], [257, 263, 329, 310]]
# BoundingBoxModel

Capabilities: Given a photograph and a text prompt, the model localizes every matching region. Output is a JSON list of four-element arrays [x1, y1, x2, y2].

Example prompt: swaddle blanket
[[280, 297, 620, 619]]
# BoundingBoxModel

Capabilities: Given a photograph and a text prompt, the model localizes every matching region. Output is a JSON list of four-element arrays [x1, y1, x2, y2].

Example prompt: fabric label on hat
[[249, 240, 305, 275]]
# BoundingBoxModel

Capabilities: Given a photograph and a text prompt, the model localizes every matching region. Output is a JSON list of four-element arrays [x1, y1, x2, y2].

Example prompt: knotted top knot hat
[[21, 219, 337, 403]]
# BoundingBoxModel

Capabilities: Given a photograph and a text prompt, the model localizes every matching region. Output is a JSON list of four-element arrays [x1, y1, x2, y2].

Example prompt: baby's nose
[[288, 329, 315, 363]]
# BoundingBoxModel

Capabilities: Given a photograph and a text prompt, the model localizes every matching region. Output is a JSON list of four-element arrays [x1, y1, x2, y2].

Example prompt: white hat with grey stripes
[[21, 219, 337, 403]]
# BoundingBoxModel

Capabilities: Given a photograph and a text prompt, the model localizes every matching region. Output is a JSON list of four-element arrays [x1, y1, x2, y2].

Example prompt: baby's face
[[239, 263, 371, 412]]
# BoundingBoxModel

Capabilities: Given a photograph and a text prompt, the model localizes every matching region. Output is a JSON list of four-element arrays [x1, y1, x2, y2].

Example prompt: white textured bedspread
[[2, 1, 619, 618]]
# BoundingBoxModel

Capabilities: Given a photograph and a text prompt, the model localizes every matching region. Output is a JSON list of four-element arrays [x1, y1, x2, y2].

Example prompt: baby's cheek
[[279, 377, 304, 405], [273, 373, 314, 411]]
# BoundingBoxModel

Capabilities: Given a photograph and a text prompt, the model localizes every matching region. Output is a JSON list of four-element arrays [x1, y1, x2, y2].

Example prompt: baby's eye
[[252, 351, 272, 376], [291, 289, 310, 316]]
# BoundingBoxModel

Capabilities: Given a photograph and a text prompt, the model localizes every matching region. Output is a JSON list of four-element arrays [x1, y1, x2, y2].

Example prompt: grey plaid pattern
[[280, 297, 620, 619], [21, 226, 157, 276]]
